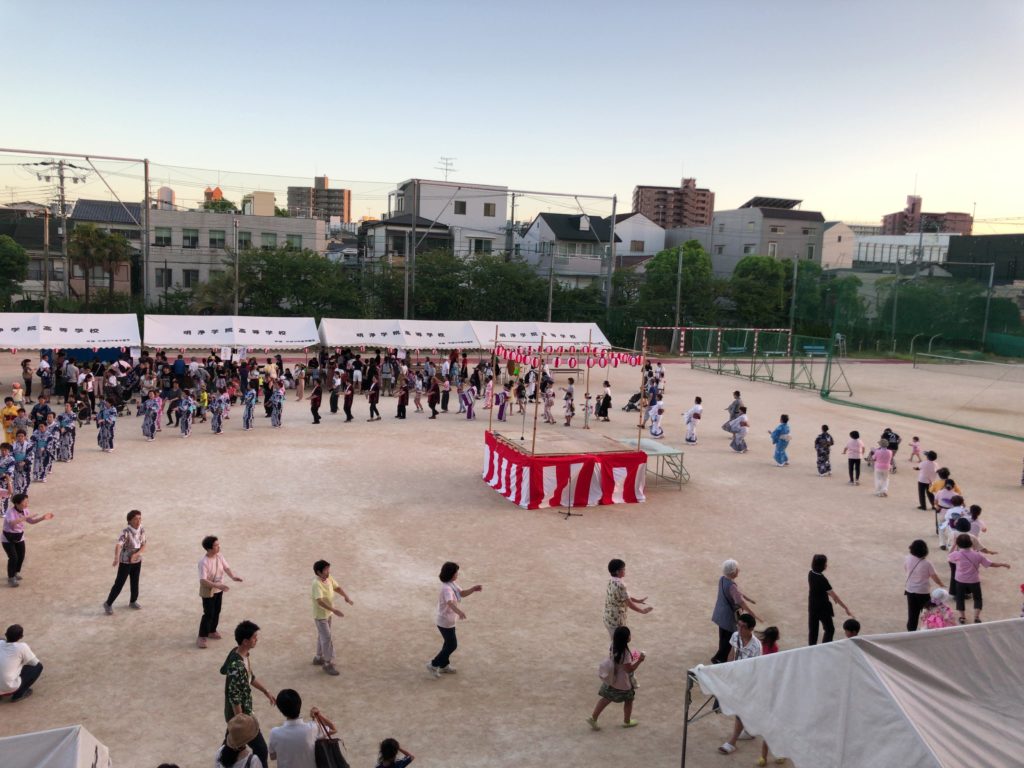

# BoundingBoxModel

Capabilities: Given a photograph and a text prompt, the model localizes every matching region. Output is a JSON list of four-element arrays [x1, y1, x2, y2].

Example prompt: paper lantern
[[532, 357, 540, 368], [629, 355, 638, 366], [556, 346, 564, 355], [611, 358, 619, 368], [545, 345, 553, 354], [568, 346, 576, 354], [568, 357, 578, 368], [553, 357, 561, 367], [598, 358, 608, 368], [360, 345, 366, 352], [92, 347, 99, 353], [120, 346, 126, 353], [586, 357, 596, 368]]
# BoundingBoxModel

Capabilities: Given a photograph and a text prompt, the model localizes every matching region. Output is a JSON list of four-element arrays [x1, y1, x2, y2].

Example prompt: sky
[[2, 0, 1023, 231]]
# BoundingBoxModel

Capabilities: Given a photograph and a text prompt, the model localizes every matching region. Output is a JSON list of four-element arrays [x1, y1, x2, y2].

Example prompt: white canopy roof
[[0, 724, 111, 768], [144, 315, 319, 350], [470, 321, 611, 349], [692, 620, 1024, 768], [0, 313, 140, 350]]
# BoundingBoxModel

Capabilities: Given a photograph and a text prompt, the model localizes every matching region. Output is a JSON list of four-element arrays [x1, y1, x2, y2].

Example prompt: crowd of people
[[2, 349, 1020, 767]]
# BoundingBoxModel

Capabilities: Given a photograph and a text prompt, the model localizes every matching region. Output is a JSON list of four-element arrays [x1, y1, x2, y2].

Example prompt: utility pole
[[403, 230, 410, 320], [605, 195, 617, 315], [547, 255, 555, 322], [674, 245, 683, 327], [505, 192, 516, 259], [42, 207, 50, 312], [58, 160, 69, 298], [233, 218, 240, 314], [788, 256, 800, 387], [410, 180, 417, 319], [143, 159, 151, 305]]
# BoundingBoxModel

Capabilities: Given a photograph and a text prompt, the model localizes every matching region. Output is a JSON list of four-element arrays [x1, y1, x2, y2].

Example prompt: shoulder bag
[[313, 711, 349, 768]]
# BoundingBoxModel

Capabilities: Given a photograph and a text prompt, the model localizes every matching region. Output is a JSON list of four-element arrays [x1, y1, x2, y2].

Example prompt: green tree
[[274, 206, 290, 217], [68, 224, 106, 308], [638, 241, 715, 325], [465, 254, 548, 321], [202, 199, 237, 213], [729, 255, 787, 326], [0, 235, 29, 309], [410, 250, 469, 320]]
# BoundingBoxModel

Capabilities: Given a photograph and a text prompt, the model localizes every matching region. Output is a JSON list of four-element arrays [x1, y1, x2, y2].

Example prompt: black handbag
[[313, 712, 349, 768]]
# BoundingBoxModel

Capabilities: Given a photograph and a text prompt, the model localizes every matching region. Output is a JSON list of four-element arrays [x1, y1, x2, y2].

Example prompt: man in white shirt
[[0, 624, 43, 702], [269, 688, 336, 768]]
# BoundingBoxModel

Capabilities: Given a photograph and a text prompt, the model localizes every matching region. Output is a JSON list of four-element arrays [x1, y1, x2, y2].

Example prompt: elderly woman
[[711, 559, 759, 664]]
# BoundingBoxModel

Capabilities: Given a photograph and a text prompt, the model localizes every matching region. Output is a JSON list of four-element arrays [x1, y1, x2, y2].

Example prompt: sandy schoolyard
[[0, 355, 1020, 767]]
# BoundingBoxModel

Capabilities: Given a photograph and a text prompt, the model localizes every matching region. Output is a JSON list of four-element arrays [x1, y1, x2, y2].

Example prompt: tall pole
[[530, 335, 544, 454], [403, 230, 410, 320], [487, 324, 498, 433], [505, 192, 516, 258], [980, 263, 995, 351], [233, 218, 240, 315], [606, 195, 617, 315], [674, 245, 683, 326], [788, 257, 799, 388], [410, 180, 417, 320], [58, 160, 69, 299], [42, 207, 50, 313], [546, 256, 555, 322], [582, 330, 593, 430], [143, 159, 151, 305]]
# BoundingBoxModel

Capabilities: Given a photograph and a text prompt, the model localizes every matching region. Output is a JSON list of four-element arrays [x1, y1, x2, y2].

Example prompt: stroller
[[622, 391, 643, 412]]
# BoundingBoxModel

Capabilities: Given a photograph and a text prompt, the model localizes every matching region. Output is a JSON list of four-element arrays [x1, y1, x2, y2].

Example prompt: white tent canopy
[[0, 313, 140, 350], [691, 620, 1024, 768], [144, 315, 319, 350], [470, 321, 611, 349], [317, 318, 612, 351], [0, 724, 111, 768]]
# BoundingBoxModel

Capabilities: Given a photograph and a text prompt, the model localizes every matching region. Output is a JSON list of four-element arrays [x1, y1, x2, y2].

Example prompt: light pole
[[232, 218, 239, 315]]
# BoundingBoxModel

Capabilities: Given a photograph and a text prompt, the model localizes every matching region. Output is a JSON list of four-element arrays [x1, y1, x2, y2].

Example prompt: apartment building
[[881, 195, 973, 236], [69, 199, 326, 303], [632, 178, 715, 229], [520, 213, 620, 290], [388, 178, 509, 257], [287, 176, 352, 223]]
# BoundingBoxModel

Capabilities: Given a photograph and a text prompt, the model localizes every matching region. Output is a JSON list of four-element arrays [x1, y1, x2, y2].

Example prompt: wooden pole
[[530, 335, 544, 454], [582, 330, 593, 429], [636, 328, 648, 452], [487, 324, 498, 433]]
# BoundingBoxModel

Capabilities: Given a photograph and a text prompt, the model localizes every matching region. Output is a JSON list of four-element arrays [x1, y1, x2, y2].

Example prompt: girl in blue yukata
[[44, 413, 59, 475], [178, 391, 196, 437], [495, 383, 511, 422], [141, 390, 160, 442], [57, 402, 76, 461], [242, 386, 257, 431], [29, 422, 52, 482], [209, 389, 226, 434], [270, 381, 285, 428], [11, 430, 32, 493], [96, 397, 118, 452], [769, 414, 791, 467]]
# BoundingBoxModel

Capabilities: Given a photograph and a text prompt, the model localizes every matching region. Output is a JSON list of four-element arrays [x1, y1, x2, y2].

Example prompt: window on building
[[110, 228, 139, 240], [483, 202, 496, 217], [454, 201, 467, 215], [182, 269, 200, 288], [767, 241, 778, 257], [155, 267, 173, 288], [806, 244, 815, 260], [630, 240, 645, 253], [769, 225, 784, 234], [743, 244, 756, 254], [746, 221, 755, 232], [837, 235, 843, 243], [471, 239, 493, 254], [209, 229, 226, 249], [27, 259, 43, 280], [514, 244, 521, 256], [714, 245, 724, 255], [261, 232, 277, 250], [285, 234, 302, 250], [238, 231, 252, 250], [154, 226, 171, 247], [802, 227, 816, 235], [717, 223, 725, 233], [183, 228, 199, 248]]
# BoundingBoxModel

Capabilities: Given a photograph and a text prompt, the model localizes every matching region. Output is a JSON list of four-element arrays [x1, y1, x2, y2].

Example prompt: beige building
[[242, 191, 276, 217], [822, 222, 855, 270], [632, 178, 715, 228], [287, 176, 351, 222]]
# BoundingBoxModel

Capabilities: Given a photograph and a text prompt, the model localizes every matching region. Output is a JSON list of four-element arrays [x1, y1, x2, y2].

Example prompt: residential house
[[389, 179, 508, 257], [821, 222, 855, 270], [0, 206, 66, 302], [520, 213, 621, 290], [610, 212, 665, 268], [361, 214, 451, 263]]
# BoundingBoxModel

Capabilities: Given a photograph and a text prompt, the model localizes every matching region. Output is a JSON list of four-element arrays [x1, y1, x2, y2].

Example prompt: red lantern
[[553, 357, 561, 367], [10, 348, 16, 354], [568, 357, 578, 368], [629, 355, 638, 366], [120, 346, 126, 353], [599, 358, 608, 368], [569, 346, 576, 354], [92, 347, 99, 353], [611, 358, 619, 368], [586, 357, 596, 368], [545, 345, 553, 354], [532, 357, 540, 368], [556, 346, 564, 355]]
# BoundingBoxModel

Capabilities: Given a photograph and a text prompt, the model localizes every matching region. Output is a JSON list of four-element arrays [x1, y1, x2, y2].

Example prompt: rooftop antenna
[[435, 156, 458, 181]]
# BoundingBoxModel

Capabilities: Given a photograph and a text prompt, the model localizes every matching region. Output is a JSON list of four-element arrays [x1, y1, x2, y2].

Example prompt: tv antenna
[[435, 156, 458, 181]]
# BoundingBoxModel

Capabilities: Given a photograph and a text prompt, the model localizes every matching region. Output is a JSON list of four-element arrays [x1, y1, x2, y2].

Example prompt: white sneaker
[[426, 663, 441, 679], [440, 666, 457, 674]]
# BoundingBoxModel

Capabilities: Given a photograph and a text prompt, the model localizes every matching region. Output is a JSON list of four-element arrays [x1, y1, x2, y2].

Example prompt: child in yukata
[[12, 429, 33, 494], [30, 422, 52, 482], [242, 387, 257, 431], [178, 391, 196, 437], [209, 389, 226, 434], [561, 378, 575, 427], [44, 413, 60, 474], [2, 397, 18, 444], [483, 376, 494, 409], [459, 382, 475, 420], [543, 386, 556, 424], [496, 383, 512, 423], [649, 405, 665, 438], [141, 391, 160, 441]]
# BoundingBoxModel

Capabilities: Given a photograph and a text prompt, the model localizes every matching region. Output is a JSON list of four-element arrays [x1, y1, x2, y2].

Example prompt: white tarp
[[0, 724, 111, 768], [692, 619, 1024, 768], [144, 315, 319, 350], [318, 319, 477, 350], [0, 313, 141, 350], [470, 321, 611, 349]]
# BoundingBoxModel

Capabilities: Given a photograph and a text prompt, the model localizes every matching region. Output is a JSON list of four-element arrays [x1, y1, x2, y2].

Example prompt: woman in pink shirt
[[947, 533, 1010, 624], [872, 439, 894, 497], [842, 431, 864, 485]]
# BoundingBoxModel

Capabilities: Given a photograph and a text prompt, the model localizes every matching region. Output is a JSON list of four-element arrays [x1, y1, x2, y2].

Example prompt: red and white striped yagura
[[482, 431, 647, 509]]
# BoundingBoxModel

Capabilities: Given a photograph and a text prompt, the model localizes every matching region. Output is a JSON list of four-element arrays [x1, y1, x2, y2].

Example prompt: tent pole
[[487, 324, 498, 433], [582, 330, 592, 430], [681, 672, 694, 768], [636, 328, 648, 452], [530, 335, 544, 454]]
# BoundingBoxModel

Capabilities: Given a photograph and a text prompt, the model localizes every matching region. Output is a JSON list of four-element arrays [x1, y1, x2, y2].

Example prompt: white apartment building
[[390, 179, 508, 256]]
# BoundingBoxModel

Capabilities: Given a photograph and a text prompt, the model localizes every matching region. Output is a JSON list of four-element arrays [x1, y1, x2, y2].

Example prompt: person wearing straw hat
[[216, 713, 261, 767]]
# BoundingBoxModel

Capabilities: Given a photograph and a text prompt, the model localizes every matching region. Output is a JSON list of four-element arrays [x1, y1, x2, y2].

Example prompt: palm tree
[[103, 232, 130, 296]]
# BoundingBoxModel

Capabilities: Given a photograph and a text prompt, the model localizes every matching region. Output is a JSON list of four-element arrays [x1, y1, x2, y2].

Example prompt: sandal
[[622, 719, 638, 728], [718, 743, 736, 754]]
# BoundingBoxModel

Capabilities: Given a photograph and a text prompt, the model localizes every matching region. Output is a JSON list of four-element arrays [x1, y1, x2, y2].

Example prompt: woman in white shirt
[[718, 613, 762, 756], [916, 450, 938, 510], [426, 561, 482, 678], [904, 539, 944, 631]]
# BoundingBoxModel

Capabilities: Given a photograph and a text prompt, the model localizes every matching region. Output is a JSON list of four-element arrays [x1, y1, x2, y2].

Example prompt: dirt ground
[[0, 354, 1021, 768]]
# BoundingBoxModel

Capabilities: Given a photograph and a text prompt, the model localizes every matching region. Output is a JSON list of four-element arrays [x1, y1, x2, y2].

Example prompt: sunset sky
[[3, 0, 1022, 231]]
